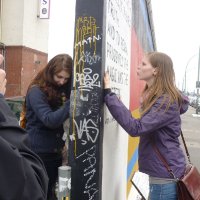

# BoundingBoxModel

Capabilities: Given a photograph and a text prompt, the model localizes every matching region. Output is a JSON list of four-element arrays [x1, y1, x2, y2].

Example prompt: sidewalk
[[181, 106, 200, 170]]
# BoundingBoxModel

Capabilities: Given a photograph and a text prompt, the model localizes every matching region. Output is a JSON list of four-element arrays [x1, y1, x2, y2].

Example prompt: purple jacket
[[104, 91, 189, 179]]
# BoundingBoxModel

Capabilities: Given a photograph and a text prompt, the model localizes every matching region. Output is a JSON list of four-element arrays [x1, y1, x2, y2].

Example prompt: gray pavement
[[181, 106, 200, 170]]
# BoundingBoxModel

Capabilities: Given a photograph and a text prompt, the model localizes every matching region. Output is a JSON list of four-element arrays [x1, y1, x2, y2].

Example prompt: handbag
[[19, 100, 26, 129], [152, 130, 200, 200], [177, 164, 200, 200]]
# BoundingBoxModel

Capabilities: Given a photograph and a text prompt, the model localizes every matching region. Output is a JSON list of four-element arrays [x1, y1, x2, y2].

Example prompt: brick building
[[0, 0, 49, 97]]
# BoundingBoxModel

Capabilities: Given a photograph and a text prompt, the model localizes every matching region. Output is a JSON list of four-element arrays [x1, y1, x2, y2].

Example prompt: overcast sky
[[151, 0, 200, 92]]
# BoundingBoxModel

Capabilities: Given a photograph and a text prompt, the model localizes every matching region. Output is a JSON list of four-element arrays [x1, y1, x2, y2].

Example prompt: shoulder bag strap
[[180, 130, 191, 163], [151, 139, 176, 179]]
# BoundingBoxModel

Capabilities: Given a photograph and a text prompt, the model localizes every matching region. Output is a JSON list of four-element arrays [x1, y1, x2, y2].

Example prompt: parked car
[[6, 96, 25, 120], [188, 95, 197, 107]]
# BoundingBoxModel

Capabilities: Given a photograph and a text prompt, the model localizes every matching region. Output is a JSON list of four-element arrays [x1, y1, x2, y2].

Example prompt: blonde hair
[[140, 52, 182, 116]]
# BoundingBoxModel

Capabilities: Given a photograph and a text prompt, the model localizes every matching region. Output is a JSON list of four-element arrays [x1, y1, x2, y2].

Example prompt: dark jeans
[[38, 153, 62, 200]]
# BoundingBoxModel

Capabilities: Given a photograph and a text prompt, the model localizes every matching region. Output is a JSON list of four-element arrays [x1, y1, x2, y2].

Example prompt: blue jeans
[[149, 182, 177, 200]]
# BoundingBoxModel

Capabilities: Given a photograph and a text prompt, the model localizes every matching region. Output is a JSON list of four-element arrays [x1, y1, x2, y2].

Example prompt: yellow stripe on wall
[[127, 109, 140, 197]]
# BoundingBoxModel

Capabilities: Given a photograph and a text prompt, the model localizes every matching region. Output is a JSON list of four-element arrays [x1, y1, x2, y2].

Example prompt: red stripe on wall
[[129, 28, 145, 111]]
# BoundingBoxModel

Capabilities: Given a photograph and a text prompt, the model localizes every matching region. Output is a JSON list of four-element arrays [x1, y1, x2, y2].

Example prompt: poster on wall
[[105, 0, 131, 106], [102, 0, 132, 199]]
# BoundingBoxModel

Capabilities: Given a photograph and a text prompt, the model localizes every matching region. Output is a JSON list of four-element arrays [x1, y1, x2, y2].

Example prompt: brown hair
[[140, 52, 182, 116], [20, 54, 72, 128], [27, 53, 72, 108]]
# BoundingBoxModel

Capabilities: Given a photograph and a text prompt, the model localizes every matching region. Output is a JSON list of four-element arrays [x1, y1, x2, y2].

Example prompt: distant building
[[0, 0, 49, 97]]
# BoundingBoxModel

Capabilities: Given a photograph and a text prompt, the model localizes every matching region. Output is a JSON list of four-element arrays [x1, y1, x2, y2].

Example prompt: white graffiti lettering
[[76, 68, 100, 91], [77, 145, 98, 200], [73, 118, 99, 145], [75, 35, 101, 47], [78, 51, 101, 65]]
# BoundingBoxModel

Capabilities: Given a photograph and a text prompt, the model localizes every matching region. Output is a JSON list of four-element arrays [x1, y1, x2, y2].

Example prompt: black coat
[[0, 94, 48, 200]]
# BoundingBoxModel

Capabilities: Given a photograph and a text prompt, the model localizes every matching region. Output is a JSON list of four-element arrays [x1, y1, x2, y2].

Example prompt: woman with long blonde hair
[[104, 52, 189, 200]]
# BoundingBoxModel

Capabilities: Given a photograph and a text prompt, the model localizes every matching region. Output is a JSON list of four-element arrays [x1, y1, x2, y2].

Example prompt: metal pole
[[185, 70, 186, 92], [196, 47, 200, 114], [184, 54, 197, 92]]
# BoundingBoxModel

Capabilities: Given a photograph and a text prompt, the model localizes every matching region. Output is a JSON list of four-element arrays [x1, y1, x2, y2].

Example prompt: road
[[181, 106, 200, 170]]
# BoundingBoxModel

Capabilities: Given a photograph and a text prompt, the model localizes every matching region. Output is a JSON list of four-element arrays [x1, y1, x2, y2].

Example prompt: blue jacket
[[25, 86, 70, 154], [104, 91, 189, 179]]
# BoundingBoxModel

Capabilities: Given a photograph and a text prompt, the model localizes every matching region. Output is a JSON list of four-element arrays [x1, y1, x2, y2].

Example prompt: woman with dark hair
[[25, 53, 72, 200], [104, 52, 189, 200]]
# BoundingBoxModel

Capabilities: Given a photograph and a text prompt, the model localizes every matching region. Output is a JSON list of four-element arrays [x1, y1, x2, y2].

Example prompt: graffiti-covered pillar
[[69, 0, 132, 199], [69, 0, 104, 200]]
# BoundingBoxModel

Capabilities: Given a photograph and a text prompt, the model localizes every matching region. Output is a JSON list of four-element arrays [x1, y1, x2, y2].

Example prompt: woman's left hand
[[104, 71, 111, 89]]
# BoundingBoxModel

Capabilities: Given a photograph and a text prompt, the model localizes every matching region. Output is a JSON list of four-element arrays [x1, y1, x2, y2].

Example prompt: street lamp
[[184, 54, 198, 93], [196, 47, 200, 114]]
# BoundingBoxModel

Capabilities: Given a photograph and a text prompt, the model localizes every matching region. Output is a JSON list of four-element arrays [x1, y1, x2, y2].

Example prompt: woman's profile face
[[137, 56, 156, 85], [53, 70, 71, 86]]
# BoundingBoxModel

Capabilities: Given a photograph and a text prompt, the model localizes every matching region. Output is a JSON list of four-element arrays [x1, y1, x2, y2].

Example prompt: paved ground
[[181, 106, 200, 170]]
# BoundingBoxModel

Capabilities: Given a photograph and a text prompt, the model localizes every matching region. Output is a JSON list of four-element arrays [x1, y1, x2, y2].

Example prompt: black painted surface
[[69, 1, 104, 200]]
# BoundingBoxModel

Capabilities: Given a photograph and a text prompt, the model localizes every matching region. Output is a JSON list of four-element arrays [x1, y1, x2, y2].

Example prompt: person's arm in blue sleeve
[[27, 86, 70, 128]]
